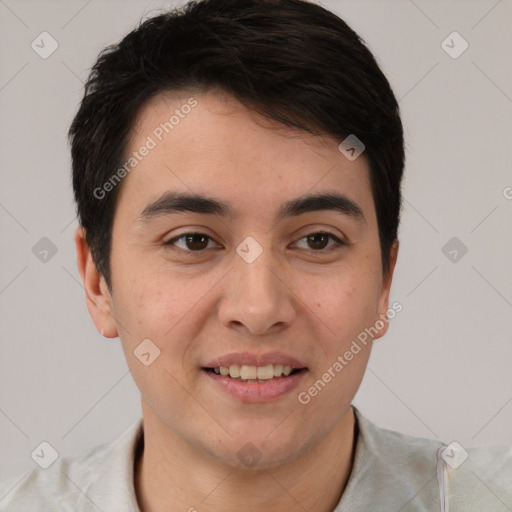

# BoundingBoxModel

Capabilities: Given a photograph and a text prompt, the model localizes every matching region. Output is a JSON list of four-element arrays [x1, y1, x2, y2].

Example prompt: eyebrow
[[137, 191, 365, 224]]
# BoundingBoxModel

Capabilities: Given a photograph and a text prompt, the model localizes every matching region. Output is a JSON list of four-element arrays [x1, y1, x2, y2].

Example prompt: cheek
[[112, 270, 213, 369], [113, 276, 195, 410], [111, 272, 175, 363], [310, 273, 380, 348], [116, 264, 189, 327], [295, 278, 376, 420]]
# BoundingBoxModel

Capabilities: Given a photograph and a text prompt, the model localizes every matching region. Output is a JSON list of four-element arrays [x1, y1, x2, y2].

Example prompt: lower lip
[[202, 369, 308, 403]]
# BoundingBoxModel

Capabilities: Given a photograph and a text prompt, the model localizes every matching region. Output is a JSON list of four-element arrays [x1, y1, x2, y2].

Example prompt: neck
[[135, 406, 356, 512]]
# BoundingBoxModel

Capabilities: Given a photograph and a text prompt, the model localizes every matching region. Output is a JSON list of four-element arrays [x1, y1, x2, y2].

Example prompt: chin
[[211, 426, 310, 470]]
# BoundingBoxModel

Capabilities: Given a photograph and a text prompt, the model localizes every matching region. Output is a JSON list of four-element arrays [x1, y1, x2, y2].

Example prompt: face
[[77, 89, 397, 469]]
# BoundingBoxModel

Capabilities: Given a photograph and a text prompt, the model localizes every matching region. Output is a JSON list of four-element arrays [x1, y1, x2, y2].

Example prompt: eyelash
[[164, 231, 347, 254]]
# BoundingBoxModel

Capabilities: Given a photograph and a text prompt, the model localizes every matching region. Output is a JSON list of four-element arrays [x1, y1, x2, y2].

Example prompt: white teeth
[[273, 364, 284, 377], [257, 365, 274, 380], [240, 365, 257, 380], [229, 364, 240, 378], [211, 363, 301, 380]]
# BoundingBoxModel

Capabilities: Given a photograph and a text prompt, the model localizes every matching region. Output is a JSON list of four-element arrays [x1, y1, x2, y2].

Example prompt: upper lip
[[203, 351, 307, 369]]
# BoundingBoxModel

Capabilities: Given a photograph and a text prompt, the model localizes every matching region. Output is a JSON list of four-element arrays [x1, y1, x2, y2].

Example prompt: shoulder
[[336, 408, 446, 511], [0, 451, 94, 512], [442, 444, 512, 511], [336, 407, 512, 511], [353, 407, 445, 470], [0, 418, 143, 512]]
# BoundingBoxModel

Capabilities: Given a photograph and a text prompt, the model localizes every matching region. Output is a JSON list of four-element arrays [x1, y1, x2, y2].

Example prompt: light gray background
[[1, 0, 511, 482]]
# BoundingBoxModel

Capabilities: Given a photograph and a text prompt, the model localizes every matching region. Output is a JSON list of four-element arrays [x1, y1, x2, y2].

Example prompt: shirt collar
[[334, 406, 443, 511], [76, 417, 144, 511], [83, 406, 443, 511]]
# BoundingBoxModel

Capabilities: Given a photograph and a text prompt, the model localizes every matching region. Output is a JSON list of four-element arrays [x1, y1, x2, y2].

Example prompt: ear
[[74, 226, 118, 338], [374, 239, 399, 340]]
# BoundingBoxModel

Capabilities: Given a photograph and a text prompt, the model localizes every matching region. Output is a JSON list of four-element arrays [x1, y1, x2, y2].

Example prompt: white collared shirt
[[1, 407, 511, 511]]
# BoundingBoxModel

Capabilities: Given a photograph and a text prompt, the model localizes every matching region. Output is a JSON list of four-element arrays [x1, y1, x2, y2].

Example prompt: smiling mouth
[[203, 364, 307, 382]]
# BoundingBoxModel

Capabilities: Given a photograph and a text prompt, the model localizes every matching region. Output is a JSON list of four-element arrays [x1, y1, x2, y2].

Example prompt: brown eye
[[185, 234, 209, 250], [165, 233, 215, 252], [295, 232, 345, 252], [307, 233, 330, 250]]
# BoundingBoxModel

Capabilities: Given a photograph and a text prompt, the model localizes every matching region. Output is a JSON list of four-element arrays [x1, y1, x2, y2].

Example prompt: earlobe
[[375, 239, 400, 340], [74, 226, 119, 339], [385, 239, 399, 290]]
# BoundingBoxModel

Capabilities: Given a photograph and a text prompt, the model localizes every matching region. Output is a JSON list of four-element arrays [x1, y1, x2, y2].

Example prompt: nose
[[217, 246, 296, 335]]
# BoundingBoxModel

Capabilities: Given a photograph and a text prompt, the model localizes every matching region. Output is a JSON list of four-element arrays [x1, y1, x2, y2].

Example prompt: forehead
[[117, 90, 375, 222]]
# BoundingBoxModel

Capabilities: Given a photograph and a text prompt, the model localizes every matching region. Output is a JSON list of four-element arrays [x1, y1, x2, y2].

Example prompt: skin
[[75, 89, 398, 512]]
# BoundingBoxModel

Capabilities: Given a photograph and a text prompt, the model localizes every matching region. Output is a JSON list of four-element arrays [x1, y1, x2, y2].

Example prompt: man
[[1, 0, 510, 510]]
